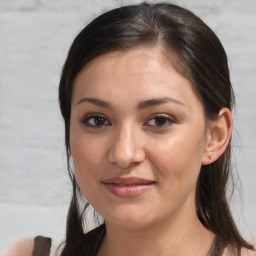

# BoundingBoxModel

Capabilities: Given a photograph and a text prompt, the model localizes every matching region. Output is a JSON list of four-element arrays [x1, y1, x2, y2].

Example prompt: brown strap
[[32, 236, 52, 256]]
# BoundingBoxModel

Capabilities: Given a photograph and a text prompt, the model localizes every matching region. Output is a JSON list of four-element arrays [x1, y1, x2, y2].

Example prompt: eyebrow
[[138, 97, 185, 109], [76, 97, 185, 109], [76, 97, 112, 108]]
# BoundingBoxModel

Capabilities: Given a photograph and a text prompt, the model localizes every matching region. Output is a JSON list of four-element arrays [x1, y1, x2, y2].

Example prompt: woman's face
[[70, 47, 209, 230]]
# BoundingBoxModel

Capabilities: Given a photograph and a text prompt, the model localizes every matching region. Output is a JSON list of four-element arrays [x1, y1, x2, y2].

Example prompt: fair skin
[[69, 46, 232, 256], [6, 238, 34, 256], [9, 47, 254, 256]]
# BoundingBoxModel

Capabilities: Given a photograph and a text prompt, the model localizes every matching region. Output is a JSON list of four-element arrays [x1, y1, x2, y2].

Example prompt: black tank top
[[32, 236, 52, 256]]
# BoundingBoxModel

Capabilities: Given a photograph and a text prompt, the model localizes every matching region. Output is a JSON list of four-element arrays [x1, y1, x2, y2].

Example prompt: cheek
[[71, 136, 103, 170], [150, 127, 206, 185], [149, 133, 205, 211], [70, 135, 108, 205], [69, 129, 108, 194]]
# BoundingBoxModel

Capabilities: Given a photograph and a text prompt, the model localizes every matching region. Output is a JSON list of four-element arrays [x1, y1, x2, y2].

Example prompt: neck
[[97, 204, 215, 256]]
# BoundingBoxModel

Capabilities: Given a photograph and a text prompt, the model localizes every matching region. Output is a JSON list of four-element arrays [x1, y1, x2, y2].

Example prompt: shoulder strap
[[83, 224, 106, 256], [32, 236, 52, 256]]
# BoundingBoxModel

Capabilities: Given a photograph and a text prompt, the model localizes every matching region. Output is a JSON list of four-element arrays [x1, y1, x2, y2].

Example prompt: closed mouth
[[102, 177, 155, 197], [102, 177, 155, 185], [104, 182, 155, 186]]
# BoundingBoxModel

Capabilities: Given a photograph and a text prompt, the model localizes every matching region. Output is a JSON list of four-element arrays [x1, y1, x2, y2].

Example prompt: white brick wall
[[1, 0, 256, 253]]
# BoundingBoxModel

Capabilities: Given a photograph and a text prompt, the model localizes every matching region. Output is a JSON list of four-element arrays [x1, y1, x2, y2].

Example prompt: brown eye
[[154, 116, 168, 126], [145, 114, 174, 127], [82, 114, 110, 128]]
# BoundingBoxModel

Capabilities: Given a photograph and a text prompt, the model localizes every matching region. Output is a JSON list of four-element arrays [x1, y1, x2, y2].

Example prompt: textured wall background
[[0, 0, 256, 254]]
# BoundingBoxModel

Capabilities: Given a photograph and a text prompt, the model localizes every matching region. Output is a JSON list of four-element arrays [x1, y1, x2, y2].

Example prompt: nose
[[108, 125, 145, 168]]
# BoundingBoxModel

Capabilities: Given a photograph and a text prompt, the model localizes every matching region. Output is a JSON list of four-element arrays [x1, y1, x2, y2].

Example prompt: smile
[[102, 177, 155, 198]]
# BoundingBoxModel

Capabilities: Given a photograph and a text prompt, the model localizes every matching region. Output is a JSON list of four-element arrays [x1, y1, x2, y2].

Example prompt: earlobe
[[201, 108, 232, 165]]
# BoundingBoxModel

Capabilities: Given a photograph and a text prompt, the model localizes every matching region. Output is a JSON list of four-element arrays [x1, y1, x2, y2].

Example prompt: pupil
[[155, 117, 166, 126], [95, 116, 105, 125]]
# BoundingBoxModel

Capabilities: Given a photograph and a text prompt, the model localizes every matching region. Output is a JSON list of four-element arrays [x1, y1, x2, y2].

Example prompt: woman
[[8, 2, 255, 256]]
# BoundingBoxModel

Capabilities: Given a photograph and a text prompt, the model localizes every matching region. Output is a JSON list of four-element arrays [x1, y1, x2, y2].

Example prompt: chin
[[106, 218, 151, 231], [102, 204, 158, 231]]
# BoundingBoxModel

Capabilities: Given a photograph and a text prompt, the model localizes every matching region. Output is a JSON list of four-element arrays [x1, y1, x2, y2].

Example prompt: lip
[[102, 177, 155, 198]]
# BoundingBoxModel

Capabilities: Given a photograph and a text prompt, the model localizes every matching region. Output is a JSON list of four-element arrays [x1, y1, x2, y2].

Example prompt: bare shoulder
[[241, 248, 256, 256], [6, 238, 34, 256], [222, 246, 255, 256]]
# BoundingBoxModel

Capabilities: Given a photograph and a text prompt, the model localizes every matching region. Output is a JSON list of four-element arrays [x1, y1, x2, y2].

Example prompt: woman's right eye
[[82, 114, 110, 128]]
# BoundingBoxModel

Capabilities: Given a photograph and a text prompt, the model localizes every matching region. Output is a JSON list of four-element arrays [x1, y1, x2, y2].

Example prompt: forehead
[[75, 46, 171, 83], [72, 46, 201, 110]]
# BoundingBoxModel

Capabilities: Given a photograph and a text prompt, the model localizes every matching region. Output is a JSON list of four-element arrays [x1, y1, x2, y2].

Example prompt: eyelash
[[145, 114, 174, 128], [81, 114, 175, 129], [82, 114, 111, 128]]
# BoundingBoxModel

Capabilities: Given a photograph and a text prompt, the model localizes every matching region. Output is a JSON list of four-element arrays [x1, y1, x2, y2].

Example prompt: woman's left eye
[[145, 114, 174, 128]]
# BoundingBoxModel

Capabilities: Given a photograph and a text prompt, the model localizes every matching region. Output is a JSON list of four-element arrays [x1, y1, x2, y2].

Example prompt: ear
[[201, 108, 232, 165]]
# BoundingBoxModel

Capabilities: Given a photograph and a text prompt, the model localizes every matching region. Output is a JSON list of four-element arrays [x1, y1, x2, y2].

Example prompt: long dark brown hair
[[58, 2, 254, 255]]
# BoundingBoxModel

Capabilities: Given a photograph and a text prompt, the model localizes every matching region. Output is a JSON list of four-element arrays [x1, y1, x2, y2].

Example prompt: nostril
[[108, 144, 145, 168], [107, 128, 145, 168]]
